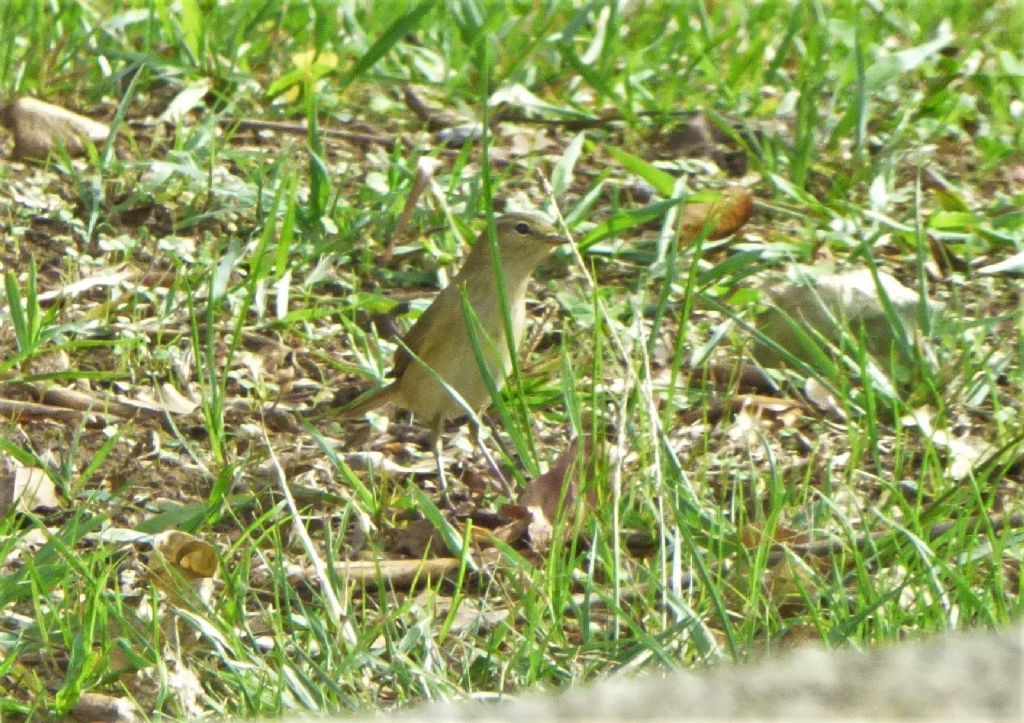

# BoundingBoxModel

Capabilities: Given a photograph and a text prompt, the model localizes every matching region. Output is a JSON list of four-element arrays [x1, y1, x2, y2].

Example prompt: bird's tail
[[298, 382, 399, 422]]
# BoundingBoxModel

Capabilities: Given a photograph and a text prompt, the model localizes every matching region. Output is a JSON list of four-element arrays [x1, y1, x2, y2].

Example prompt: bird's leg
[[430, 416, 452, 507], [473, 419, 517, 499]]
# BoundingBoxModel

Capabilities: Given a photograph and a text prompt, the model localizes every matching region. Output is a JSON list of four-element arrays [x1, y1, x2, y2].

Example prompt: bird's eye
[[514, 222, 531, 234]]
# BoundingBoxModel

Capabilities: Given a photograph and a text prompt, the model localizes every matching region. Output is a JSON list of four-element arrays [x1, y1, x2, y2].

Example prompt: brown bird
[[340, 212, 567, 491]]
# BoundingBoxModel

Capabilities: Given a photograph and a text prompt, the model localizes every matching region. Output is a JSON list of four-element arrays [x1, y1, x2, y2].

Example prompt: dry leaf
[[926, 235, 968, 275], [653, 111, 748, 175], [3, 96, 110, 160], [902, 407, 997, 480], [444, 597, 511, 634], [727, 396, 807, 444], [978, 250, 1024, 277], [150, 530, 218, 583], [164, 654, 205, 720], [678, 187, 753, 245], [394, 518, 446, 558], [682, 394, 806, 428], [517, 436, 600, 551], [159, 78, 213, 124], [36, 269, 133, 303], [0, 466, 61, 514], [486, 518, 531, 546], [803, 377, 846, 421], [154, 383, 200, 415], [520, 438, 581, 525]]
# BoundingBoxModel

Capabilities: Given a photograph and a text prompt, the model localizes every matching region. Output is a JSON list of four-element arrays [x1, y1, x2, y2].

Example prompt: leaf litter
[[0, 30, 1022, 717]]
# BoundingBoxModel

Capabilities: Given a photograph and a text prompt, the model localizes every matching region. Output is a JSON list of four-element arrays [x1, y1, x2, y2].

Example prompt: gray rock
[[754, 268, 940, 370], [272, 624, 1023, 722]]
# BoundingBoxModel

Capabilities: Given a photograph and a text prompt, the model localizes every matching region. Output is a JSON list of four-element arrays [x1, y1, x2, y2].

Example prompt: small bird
[[345, 212, 565, 430], [334, 212, 566, 492]]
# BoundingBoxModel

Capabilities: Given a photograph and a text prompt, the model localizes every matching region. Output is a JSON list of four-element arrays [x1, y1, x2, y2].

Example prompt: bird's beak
[[544, 233, 569, 246]]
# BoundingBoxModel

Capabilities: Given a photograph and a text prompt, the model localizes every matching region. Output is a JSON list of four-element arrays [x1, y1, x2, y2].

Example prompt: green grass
[[1, 0, 1023, 719]]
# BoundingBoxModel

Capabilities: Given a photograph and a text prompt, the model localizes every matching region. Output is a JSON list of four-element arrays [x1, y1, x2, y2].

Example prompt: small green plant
[[3, 258, 58, 366]]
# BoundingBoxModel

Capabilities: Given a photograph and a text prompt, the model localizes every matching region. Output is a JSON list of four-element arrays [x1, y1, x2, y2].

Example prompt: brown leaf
[[393, 518, 446, 558], [927, 234, 968, 275], [520, 438, 581, 526], [517, 436, 601, 550], [678, 187, 753, 245], [488, 518, 531, 546], [654, 112, 720, 158], [525, 506, 554, 550], [741, 522, 812, 549], [150, 530, 218, 583], [803, 377, 846, 422], [754, 268, 942, 370], [652, 112, 748, 175], [680, 394, 807, 428], [3, 96, 110, 160], [697, 361, 779, 395]]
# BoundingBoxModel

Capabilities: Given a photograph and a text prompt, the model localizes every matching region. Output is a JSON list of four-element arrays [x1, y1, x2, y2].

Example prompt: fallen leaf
[[926, 235, 968, 275], [902, 407, 997, 480], [520, 438, 581, 527], [442, 596, 511, 634], [517, 436, 600, 551], [0, 466, 61, 514], [159, 78, 213, 124], [678, 187, 753, 245], [486, 518, 531, 546], [165, 654, 205, 719], [803, 377, 846, 421], [155, 383, 200, 415], [977, 250, 1024, 277], [680, 394, 807, 428], [150, 530, 218, 583], [394, 518, 445, 558], [653, 111, 749, 175]]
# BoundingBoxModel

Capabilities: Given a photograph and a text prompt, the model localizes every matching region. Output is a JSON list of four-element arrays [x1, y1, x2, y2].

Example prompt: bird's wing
[[391, 285, 461, 377]]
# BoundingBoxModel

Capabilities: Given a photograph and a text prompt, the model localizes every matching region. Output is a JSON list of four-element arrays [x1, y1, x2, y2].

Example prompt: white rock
[[754, 267, 940, 370], [2, 96, 110, 160]]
